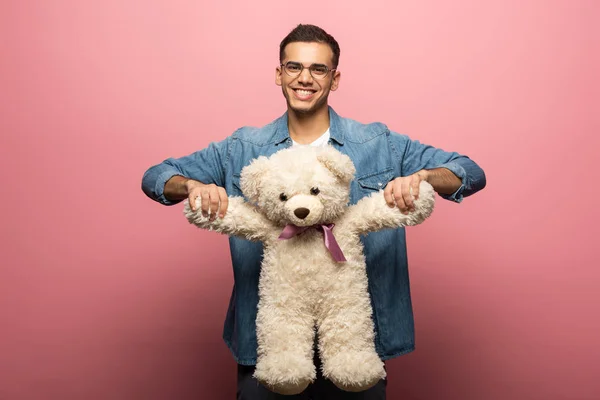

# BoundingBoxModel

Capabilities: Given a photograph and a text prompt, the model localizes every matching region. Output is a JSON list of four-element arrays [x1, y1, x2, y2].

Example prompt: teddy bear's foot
[[321, 350, 386, 392], [258, 378, 311, 396], [253, 353, 316, 395]]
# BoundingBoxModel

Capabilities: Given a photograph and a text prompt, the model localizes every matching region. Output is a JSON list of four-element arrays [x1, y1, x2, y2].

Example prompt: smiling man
[[142, 24, 486, 399]]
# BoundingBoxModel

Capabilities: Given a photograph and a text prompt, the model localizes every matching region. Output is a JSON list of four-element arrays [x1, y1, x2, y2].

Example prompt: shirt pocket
[[357, 168, 395, 192]]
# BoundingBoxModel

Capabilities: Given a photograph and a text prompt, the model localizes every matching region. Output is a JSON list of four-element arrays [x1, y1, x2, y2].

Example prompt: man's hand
[[186, 180, 228, 221], [383, 170, 430, 214]]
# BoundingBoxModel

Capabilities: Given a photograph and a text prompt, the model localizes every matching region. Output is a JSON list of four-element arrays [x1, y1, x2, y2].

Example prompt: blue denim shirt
[[142, 107, 486, 365]]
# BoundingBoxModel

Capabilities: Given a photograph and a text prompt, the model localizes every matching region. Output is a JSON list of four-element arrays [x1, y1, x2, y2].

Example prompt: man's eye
[[312, 66, 328, 75], [286, 63, 301, 72]]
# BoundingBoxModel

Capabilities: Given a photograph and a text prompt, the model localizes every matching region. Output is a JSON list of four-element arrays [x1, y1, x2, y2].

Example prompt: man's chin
[[290, 105, 314, 115], [288, 100, 324, 116]]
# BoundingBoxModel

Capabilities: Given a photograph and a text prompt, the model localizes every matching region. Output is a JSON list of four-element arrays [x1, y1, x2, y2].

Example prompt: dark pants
[[236, 354, 387, 400]]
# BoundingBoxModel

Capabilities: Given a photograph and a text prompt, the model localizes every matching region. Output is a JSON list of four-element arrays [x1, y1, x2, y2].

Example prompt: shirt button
[[378, 182, 383, 187]]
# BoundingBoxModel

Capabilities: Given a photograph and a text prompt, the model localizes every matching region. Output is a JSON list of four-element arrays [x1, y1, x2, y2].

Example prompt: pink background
[[1, 1, 598, 399]]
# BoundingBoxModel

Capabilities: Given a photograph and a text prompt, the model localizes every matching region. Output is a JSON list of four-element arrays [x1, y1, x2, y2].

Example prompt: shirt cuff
[[436, 161, 467, 203], [155, 171, 183, 205]]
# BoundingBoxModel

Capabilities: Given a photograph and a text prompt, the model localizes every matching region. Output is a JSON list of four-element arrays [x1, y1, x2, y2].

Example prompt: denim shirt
[[142, 107, 486, 365]]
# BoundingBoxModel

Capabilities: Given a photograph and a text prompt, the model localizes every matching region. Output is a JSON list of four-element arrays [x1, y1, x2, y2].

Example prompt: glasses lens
[[284, 62, 302, 76], [310, 65, 329, 78]]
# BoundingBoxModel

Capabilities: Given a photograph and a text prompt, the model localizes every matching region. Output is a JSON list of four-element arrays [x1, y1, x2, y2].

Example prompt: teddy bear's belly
[[260, 231, 367, 311]]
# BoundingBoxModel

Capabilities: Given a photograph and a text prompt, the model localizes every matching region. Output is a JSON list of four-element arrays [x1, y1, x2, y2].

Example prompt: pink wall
[[1, 1, 598, 399]]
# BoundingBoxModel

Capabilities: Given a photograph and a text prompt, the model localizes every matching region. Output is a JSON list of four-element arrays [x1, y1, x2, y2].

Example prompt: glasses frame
[[280, 61, 337, 80]]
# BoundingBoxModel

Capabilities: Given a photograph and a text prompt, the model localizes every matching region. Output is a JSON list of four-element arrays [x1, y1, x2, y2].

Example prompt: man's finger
[[411, 176, 420, 201], [383, 183, 395, 207], [393, 183, 408, 213], [401, 180, 413, 211], [188, 192, 197, 211], [209, 188, 220, 221], [201, 190, 210, 217], [189, 188, 202, 212], [218, 187, 228, 218]]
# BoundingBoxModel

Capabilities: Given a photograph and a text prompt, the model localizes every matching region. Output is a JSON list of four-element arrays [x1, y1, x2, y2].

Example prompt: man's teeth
[[295, 89, 314, 96]]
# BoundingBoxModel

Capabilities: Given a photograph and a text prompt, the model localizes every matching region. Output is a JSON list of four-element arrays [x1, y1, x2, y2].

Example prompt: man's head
[[276, 24, 341, 115]]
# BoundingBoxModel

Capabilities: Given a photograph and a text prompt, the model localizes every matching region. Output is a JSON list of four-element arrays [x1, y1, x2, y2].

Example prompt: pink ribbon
[[278, 223, 347, 262]]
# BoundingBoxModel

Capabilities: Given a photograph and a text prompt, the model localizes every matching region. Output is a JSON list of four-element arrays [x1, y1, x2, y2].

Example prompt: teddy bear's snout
[[294, 207, 310, 219]]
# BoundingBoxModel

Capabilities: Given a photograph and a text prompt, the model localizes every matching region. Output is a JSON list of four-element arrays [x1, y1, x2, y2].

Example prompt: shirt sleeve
[[387, 131, 486, 203], [141, 137, 231, 205]]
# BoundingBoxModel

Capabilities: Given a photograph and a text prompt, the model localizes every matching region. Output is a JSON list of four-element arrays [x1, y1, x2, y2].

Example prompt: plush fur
[[183, 146, 436, 395]]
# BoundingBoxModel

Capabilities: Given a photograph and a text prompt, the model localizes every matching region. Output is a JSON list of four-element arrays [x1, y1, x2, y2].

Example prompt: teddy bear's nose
[[294, 207, 310, 219]]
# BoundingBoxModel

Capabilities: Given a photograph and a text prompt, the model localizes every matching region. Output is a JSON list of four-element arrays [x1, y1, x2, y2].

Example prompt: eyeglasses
[[280, 61, 336, 79]]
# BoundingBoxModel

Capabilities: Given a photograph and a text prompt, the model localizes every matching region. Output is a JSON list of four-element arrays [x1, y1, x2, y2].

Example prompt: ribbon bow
[[278, 223, 346, 262]]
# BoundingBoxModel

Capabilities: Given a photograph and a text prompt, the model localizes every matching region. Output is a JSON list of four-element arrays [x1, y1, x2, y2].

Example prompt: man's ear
[[330, 70, 341, 91], [240, 156, 271, 203], [316, 146, 355, 184], [275, 65, 283, 86]]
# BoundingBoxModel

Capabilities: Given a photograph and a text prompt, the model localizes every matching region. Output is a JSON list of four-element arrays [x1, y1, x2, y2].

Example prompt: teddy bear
[[183, 145, 436, 395]]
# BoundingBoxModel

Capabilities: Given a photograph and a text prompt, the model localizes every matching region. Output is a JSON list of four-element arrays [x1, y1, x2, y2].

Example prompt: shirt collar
[[272, 106, 345, 146]]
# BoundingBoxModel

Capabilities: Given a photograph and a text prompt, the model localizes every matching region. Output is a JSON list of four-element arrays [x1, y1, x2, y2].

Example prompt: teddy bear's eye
[[310, 187, 320, 196], [279, 193, 288, 202]]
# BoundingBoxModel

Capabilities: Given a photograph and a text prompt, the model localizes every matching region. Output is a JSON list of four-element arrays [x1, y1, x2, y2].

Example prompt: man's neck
[[287, 105, 330, 145]]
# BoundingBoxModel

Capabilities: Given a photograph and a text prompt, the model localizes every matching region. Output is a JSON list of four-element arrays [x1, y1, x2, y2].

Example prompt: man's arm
[[141, 137, 232, 218], [163, 175, 191, 201], [385, 131, 486, 212], [420, 167, 462, 195]]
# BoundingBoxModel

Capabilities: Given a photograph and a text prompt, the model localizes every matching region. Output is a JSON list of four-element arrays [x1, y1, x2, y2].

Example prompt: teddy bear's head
[[240, 146, 356, 227]]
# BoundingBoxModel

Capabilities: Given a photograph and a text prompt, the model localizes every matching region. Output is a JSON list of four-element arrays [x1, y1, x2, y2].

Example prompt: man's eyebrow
[[285, 61, 328, 67]]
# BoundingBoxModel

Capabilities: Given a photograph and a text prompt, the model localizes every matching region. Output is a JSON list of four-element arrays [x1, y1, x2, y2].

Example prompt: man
[[142, 24, 486, 399]]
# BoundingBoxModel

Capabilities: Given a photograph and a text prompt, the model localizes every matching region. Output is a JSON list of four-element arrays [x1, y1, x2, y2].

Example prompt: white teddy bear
[[183, 145, 435, 395]]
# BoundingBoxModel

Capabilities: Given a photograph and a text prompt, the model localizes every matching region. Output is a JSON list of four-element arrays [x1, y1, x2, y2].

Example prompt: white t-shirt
[[291, 128, 330, 147]]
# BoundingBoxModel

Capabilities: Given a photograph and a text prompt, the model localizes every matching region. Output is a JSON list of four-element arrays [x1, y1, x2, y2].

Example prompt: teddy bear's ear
[[316, 146, 356, 184], [240, 156, 270, 203]]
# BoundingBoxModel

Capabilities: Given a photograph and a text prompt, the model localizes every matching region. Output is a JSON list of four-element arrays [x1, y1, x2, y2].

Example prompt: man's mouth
[[292, 88, 317, 100]]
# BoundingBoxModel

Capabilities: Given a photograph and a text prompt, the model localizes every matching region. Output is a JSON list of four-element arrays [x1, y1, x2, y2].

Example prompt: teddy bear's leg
[[316, 272, 386, 392], [252, 293, 317, 395]]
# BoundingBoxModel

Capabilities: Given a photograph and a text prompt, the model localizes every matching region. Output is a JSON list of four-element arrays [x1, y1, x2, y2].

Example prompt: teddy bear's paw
[[322, 350, 386, 392], [182, 199, 208, 225], [413, 181, 436, 215], [253, 354, 316, 395]]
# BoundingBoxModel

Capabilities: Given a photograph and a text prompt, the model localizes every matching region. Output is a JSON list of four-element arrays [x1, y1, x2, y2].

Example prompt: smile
[[292, 88, 317, 100]]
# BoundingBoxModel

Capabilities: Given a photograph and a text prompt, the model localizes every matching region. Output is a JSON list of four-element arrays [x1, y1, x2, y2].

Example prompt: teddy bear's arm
[[340, 181, 436, 235], [183, 196, 277, 242]]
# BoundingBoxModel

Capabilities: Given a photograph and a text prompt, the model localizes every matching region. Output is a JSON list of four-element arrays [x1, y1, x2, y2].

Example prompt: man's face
[[276, 42, 340, 115]]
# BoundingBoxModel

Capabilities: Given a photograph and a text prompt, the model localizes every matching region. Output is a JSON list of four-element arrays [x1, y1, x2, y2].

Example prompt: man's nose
[[297, 68, 313, 84]]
